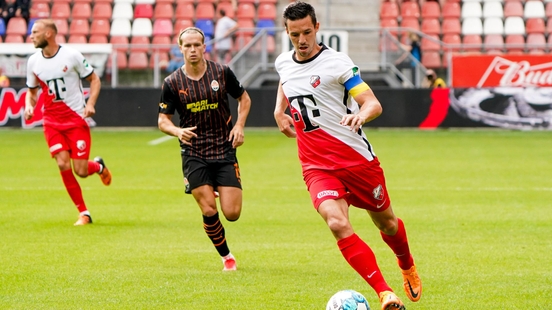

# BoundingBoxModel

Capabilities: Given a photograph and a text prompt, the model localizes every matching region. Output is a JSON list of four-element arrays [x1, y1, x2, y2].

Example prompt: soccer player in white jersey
[[274, 3, 421, 310], [24, 19, 112, 226]]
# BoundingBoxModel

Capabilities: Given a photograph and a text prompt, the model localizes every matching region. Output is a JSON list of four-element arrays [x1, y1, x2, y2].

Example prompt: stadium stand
[[91, 19, 111, 36], [72, 2, 92, 19], [93, 2, 113, 19], [51, 2, 71, 19], [153, 3, 174, 19], [69, 19, 90, 36]]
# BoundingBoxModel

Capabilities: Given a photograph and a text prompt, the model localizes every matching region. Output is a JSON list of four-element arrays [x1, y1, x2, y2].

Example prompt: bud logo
[[317, 190, 338, 199], [453, 55, 552, 88], [0, 87, 90, 128]]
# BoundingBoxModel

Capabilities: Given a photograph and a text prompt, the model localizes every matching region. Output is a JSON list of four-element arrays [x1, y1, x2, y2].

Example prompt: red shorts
[[43, 124, 91, 159], [303, 158, 391, 212]]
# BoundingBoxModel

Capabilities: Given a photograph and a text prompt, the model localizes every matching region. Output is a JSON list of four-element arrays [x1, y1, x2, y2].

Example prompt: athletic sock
[[60, 169, 87, 213], [338, 233, 392, 294], [380, 218, 414, 270], [87, 160, 102, 176], [203, 212, 230, 257]]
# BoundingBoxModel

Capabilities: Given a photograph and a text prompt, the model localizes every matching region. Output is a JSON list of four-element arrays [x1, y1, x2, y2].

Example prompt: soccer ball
[[326, 290, 370, 310]]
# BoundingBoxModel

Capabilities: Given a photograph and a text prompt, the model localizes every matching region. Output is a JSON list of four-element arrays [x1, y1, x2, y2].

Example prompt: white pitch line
[[148, 135, 175, 145]]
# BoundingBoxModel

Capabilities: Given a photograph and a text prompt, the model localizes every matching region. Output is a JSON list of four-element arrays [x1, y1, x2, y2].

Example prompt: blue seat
[[27, 19, 38, 35], [256, 19, 276, 36], [0, 19, 6, 36], [195, 19, 214, 37]]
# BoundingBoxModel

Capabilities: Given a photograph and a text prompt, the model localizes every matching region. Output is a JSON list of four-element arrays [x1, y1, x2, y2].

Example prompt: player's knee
[[326, 216, 350, 234], [377, 218, 398, 235], [224, 211, 240, 222]]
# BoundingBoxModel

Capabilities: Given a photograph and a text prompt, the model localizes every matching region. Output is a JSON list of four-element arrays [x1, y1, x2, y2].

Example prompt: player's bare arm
[[229, 90, 251, 148], [274, 82, 296, 138], [24, 87, 39, 120], [158, 113, 197, 146], [83, 72, 101, 118], [340, 88, 382, 132]]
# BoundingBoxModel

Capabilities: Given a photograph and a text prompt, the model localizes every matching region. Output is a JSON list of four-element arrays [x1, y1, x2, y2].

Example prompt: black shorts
[[182, 155, 242, 192]]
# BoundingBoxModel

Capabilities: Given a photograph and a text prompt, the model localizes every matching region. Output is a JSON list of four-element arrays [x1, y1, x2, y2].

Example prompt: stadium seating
[[130, 36, 150, 52], [151, 35, 172, 52], [131, 18, 153, 37], [505, 34, 525, 54], [257, 3, 277, 20], [153, 19, 173, 37], [0, 19, 5, 37], [525, 18, 545, 34], [483, 17, 504, 35], [421, 1, 441, 19], [482, 1, 504, 19], [421, 34, 441, 51], [149, 52, 169, 69], [53, 19, 69, 36], [462, 34, 483, 52], [112, 2, 134, 20], [30, 2, 51, 19], [461, 2, 482, 19], [462, 17, 483, 35], [526, 33, 546, 53], [237, 3, 255, 19], [256, 19, 276, 36], [217, 1, 235, 18], [174, 19, 193, 36], [421, 50, 441, 68], [69, 19, 90, 36], [195, 19, 214, 37], [93, 2, 113, 19], [5, 34, 24, 43], [72, 2, 92, 19], [483, 34, 504, 53], [503, 1, 523, 18], [128, 52, 149, 70], [153, 3, 174, 19], [504, 16, 525, 35], [380, 1, 399, 19], [196, 2, 215, 19], [110, 18, 132, 37], [421, 18, 440, 35], [524, 1, 545, 19], [89, 34, 109, 43], [442, 18, 461, 35], [134, 3, 153, 19], [175, 3, 195, 20], [6, 17, 27, 36], [91, 19, 111, 36], [51, 2, 71, 19], [400, 1, 420, 19], [442, 2, 461, 19], [68, 34, 88, 43]]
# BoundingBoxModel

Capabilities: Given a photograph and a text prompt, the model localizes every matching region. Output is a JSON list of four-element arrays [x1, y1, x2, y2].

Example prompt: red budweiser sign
[[452, 55, 552, 88]]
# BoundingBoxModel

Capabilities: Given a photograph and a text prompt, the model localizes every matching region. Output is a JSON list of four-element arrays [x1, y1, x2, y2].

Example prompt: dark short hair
[[283, 1, 317, 27], [177, 27, 205, 45], [219, 9, 226, 17]]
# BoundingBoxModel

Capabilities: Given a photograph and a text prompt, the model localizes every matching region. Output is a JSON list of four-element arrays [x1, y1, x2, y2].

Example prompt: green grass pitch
[[1, 128, 551, 309]]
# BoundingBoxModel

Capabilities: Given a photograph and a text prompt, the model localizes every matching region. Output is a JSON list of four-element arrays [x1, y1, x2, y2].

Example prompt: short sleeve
[[73, 51, 94, 79], [26, 55, 39, 88], [223, 66, 245, 99], [158, 80, 178, 115]]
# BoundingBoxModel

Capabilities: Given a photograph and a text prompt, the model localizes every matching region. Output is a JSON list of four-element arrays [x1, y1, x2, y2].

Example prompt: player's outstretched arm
[[274, 82, 296, 138], [158, 113, 197, 146]]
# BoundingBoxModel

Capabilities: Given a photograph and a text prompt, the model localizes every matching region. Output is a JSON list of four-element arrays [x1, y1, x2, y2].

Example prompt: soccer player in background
[[157, 27, 251, 271], [24, 19, 112, 226], [274, 2, 421, 309]]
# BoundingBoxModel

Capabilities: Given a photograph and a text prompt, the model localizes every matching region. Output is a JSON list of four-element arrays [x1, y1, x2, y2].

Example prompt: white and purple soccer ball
[[326, 290, 370, 310]]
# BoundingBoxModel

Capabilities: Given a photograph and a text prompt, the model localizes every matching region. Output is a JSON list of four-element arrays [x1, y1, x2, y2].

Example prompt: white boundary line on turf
[[148, 135, 175, 145]]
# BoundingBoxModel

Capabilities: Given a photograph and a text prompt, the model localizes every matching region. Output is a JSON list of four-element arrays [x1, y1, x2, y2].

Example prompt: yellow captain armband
[[349, 82, 370, 97]]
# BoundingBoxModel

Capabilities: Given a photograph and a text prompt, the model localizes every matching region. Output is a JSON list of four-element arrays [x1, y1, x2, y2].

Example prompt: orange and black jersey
[[159, 60, 245, 160]]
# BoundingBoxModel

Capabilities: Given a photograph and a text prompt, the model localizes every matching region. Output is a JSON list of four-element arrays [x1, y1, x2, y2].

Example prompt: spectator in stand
[[1, 0, 18, 26], [0, 67, 10, 88], [395, 32, 422, 87], [214, 9, 238, 64], [15, 0, 30, 23], [165, 45, 185, 73], [424, 69, 446, 88]]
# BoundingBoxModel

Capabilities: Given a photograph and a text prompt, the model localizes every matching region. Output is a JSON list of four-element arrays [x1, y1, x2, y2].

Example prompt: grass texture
[[1, 128, 551, 309]]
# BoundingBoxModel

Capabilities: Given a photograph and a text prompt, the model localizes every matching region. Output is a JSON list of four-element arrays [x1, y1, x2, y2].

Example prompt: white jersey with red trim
[[26, 45, 94, 127], [275, 45, 376, 171]]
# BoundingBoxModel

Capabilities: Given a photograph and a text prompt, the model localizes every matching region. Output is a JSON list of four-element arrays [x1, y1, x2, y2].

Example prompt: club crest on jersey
[[310, 75, 321, 88], [76, 140, 86, 151], [372, 184, 384, 200], [62, 66, 68, 72], [211, 80, 220, 91]]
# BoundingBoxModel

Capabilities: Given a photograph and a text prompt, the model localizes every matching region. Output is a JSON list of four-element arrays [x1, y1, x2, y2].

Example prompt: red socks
[[87, 160, 101, 176], [60, 169, 87, 213], [338, 233, 392, 294], [380, 218, 414, 270]]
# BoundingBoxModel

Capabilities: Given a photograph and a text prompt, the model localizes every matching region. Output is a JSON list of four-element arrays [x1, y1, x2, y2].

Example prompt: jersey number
[[288, 94, 320, 132], [46, 78, 67, 101]]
